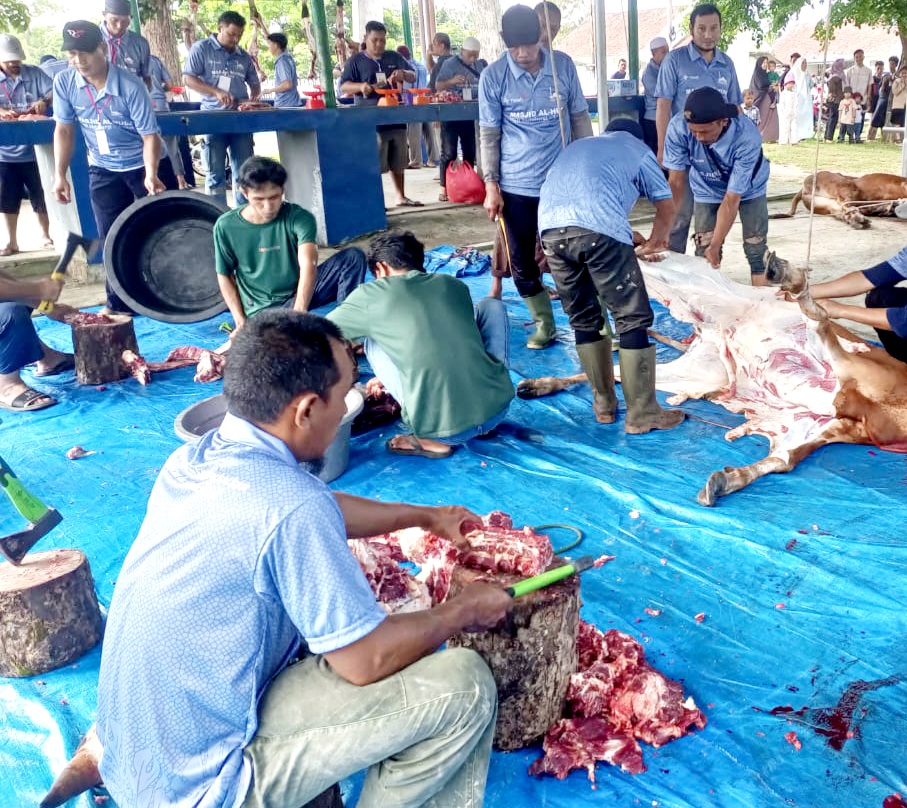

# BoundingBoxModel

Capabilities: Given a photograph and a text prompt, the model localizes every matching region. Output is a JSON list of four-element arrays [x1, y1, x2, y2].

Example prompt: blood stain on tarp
[[785, 538, 797, 551], [765, 675, 903, 751], [883, 794, 906, 808]]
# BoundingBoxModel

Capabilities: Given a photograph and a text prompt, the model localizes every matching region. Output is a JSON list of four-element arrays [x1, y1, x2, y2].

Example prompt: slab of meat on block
[[461, 513, 553, 577], [347, 539, 431, 614], [527, 717, 645, 781], [448, 563, 580, 751]]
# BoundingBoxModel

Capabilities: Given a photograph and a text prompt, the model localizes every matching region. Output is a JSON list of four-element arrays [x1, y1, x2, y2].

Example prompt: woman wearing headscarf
[[789, 54, 815, 140], [824, 58, 845, 141], [750, 56, 779, 142]]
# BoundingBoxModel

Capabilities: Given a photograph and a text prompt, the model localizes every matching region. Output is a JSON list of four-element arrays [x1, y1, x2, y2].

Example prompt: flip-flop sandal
[[42, 239, 54, 248], [386, 435, 453, 459], [0, 387, 57, 412], [0, 247, 19, 256], [396, 199, 424, 208], [33, 354, 75, 377], [438, 192, 449, 202]]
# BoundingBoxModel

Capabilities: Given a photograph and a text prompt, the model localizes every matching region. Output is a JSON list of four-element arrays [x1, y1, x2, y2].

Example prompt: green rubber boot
[[576, 339, 617, 423], [598, 295, 615, 340], [523, 291, 557, 349], [619, 345, 685, 434]]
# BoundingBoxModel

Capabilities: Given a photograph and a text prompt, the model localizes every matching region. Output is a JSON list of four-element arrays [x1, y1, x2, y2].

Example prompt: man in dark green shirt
[[327, 231, 514, 458], [214, 156, 367, 331]]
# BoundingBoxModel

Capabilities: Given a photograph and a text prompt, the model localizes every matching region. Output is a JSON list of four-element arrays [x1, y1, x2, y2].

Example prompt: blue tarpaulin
[[1, 261, 905, 807]]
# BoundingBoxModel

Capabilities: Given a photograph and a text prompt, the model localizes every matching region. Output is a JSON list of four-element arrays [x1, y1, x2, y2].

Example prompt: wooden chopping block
[[72, 314, 139, 385], [447, 563, 580, 751], [0, 549, 102, 677]]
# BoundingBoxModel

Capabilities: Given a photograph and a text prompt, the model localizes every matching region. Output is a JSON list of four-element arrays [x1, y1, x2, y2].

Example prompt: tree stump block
[[447, 563, 580, 751], [72, 314, 139, 385], [0, 549, 102, 678]]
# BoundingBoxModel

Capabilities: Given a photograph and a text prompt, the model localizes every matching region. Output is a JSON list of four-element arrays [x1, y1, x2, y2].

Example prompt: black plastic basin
[[104, 191, 229, 323]]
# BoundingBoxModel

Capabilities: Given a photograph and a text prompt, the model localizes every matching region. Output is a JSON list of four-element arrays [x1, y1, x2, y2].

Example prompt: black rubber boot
[[576, 339, 617, 423], [619, 345, 685, 434]]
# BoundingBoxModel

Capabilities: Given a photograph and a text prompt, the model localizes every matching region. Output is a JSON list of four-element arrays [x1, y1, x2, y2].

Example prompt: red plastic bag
[[445, 161, 485, 205]]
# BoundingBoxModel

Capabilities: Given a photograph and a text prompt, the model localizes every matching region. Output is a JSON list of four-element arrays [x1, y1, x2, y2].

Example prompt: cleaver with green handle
[[505, 556, 597, 598]]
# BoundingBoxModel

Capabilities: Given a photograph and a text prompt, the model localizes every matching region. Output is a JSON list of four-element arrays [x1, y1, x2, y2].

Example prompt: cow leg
[[697, 438, 830, 506], [516, 373, 588, 399]]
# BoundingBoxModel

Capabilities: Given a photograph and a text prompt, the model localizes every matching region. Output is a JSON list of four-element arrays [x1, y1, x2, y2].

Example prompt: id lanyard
[[1, 79, 22, 113], [83, 84, 115, 154]]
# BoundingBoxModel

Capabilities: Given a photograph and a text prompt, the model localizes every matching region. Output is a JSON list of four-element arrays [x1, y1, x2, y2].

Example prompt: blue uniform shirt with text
[[0, 65, 52, 162], [183, 34, 260, 110], [53, 63, 160, 172], [273, 51, 301, 107], [662, 114, 770, 204], [654, 42, 742, 115], [479, 48, 588, 197], [538, 132, 672, 245], [101, 24, 151, 80], [148, 55, 171, 111]]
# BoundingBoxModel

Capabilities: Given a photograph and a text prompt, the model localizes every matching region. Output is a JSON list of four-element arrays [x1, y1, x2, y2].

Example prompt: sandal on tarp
[[34, 354, 75, 377], [0, 387, 57, 412], [385, 434, 453, 459]]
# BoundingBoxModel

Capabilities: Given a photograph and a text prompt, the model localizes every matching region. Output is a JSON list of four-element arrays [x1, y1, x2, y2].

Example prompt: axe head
[[0, 508, 63, 565]]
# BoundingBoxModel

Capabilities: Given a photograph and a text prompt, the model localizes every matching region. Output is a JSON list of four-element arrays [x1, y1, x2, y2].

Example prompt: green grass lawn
[[763, 138, 904, 175]]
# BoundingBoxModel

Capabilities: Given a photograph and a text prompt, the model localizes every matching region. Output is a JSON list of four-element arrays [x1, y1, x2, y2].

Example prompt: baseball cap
[[649, 36, 668, 50], [501, 5, 540, 48], [462, 37, 481, 52], [62, 21, 104, 53], [0, 35, 25, 62], [683, 87, 738, 123]]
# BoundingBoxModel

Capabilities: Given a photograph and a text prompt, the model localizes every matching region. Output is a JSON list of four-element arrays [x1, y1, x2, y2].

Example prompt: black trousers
[[866, 285, 907, 364], [89, 158, 179, 311], [540, 226, 654, 337], [0, 160, 47, 214], [439, 120, 477, 187], [824, 101, 839, 140], [499, 190, 543, 297], [641, 117, 658, 155]]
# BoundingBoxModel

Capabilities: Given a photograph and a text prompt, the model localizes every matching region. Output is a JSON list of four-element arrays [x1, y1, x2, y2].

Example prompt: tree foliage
[[0, 0, 30, 33]]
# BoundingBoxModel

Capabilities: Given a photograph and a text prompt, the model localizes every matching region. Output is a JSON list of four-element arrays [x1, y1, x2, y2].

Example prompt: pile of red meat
[[351, 510, 553, 611], [529, 621, 707, 782]]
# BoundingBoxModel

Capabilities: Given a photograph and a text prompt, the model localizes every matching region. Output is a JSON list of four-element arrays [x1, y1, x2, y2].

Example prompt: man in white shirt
[[845, 49, 872, 105]]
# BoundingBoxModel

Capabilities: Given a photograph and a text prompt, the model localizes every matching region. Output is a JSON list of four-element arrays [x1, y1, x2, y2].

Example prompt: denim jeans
[[280, 248, 369, 310], [365, 297, 511, 444], [241, 648, 498, 808], [203, 133, 254, 206], [693, 195, 769, 275], [439, 120, 477, 187], [0, 302, 42, 373]]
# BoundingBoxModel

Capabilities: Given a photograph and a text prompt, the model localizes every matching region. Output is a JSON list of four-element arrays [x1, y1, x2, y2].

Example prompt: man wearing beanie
[[654, 4, 742, 253], [663, 86, 772, 285], [435, 36, 483, 201], [100, 0, 152, 89], [537, 120, 684, 434], [0, 34, 54, 255], [479, 3, 591, 349], [53, 20, 178, 313]]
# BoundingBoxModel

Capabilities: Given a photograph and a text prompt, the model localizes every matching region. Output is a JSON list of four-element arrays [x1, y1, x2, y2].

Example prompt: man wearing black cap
[[537, 119, 684, 433], [663, 86, 771, 285], [52, 20, 177, 314], [479, 3, 591, 349], [100, 0, 152, 89]]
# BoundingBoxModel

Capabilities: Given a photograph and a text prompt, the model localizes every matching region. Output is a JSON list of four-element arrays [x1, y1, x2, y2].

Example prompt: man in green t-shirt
[[327, 231, 514, 459], [214, 156, 367, 331]]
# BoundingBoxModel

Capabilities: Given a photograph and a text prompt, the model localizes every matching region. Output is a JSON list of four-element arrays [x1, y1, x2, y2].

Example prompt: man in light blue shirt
[[266, 31, 301, 107], [479, 3, 591, 349], [100, 0, 151, 89], [663, 87, 771, 284], [183, 10, 261, 205], [148, 54, 187, 188], [96, 309, 512, 808], [654, 3, 742, 253], [0, 35, 54, 254], [40, 54, 69, 78], [538, 119, 684, 434], [397, 44, 436, 169], [52, 21, 177, 313], [641, 36, 669, 154]]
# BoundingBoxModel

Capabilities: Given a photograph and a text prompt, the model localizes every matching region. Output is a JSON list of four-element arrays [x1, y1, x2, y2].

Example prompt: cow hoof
[[697, 471, 726, 506], [516, 380, 542, 399]]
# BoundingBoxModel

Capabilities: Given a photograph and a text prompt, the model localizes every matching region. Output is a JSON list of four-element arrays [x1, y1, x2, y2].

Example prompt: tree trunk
[[447, 564, 580, 751], [0, 549, 103, 678], [72, 314, 140, 385], [142, 0, 183, 81], [468, 0, 503, 63]]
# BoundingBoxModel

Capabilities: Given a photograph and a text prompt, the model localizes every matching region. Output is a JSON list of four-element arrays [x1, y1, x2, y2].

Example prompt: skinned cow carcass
[[518, 252, 907, 505], [771, 171, 907, 228]]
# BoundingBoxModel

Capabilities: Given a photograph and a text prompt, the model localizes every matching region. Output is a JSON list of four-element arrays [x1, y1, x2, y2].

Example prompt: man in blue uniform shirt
[[183, 10, 261, 206], [100, 0, 151, 88], [538, 119, 684, 434], [148, 54, 188, 189], [0, 35, 54, 255], [479, 3, 591, 349], [663, 87, 772, 285], [266, 32, 300, 108], [655, 3, 742, 253], [52, 20, 177, 314], [641, 36, 669, 154], [96, 309, 513, 808]]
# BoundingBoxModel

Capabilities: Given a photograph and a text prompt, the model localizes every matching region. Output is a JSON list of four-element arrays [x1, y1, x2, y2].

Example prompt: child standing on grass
[[837, 86, 857, 143], [852, 92, 865, 142], [742, 89, 761, 127], [778, 78, 800, 145]]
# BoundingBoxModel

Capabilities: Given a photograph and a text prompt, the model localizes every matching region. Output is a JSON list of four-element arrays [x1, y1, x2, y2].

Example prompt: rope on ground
[[535, 524, 585, 555]]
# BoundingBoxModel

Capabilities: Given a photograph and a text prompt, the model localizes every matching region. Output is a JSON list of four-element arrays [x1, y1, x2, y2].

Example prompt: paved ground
[[3, 160, 906, 341]]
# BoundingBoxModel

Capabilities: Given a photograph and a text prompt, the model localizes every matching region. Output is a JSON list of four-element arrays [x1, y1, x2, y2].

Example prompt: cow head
[[764, 249, 806, 295]]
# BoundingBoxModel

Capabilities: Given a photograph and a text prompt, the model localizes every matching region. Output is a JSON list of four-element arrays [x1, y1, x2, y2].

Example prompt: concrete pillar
[[351, 0, 386, 42]]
